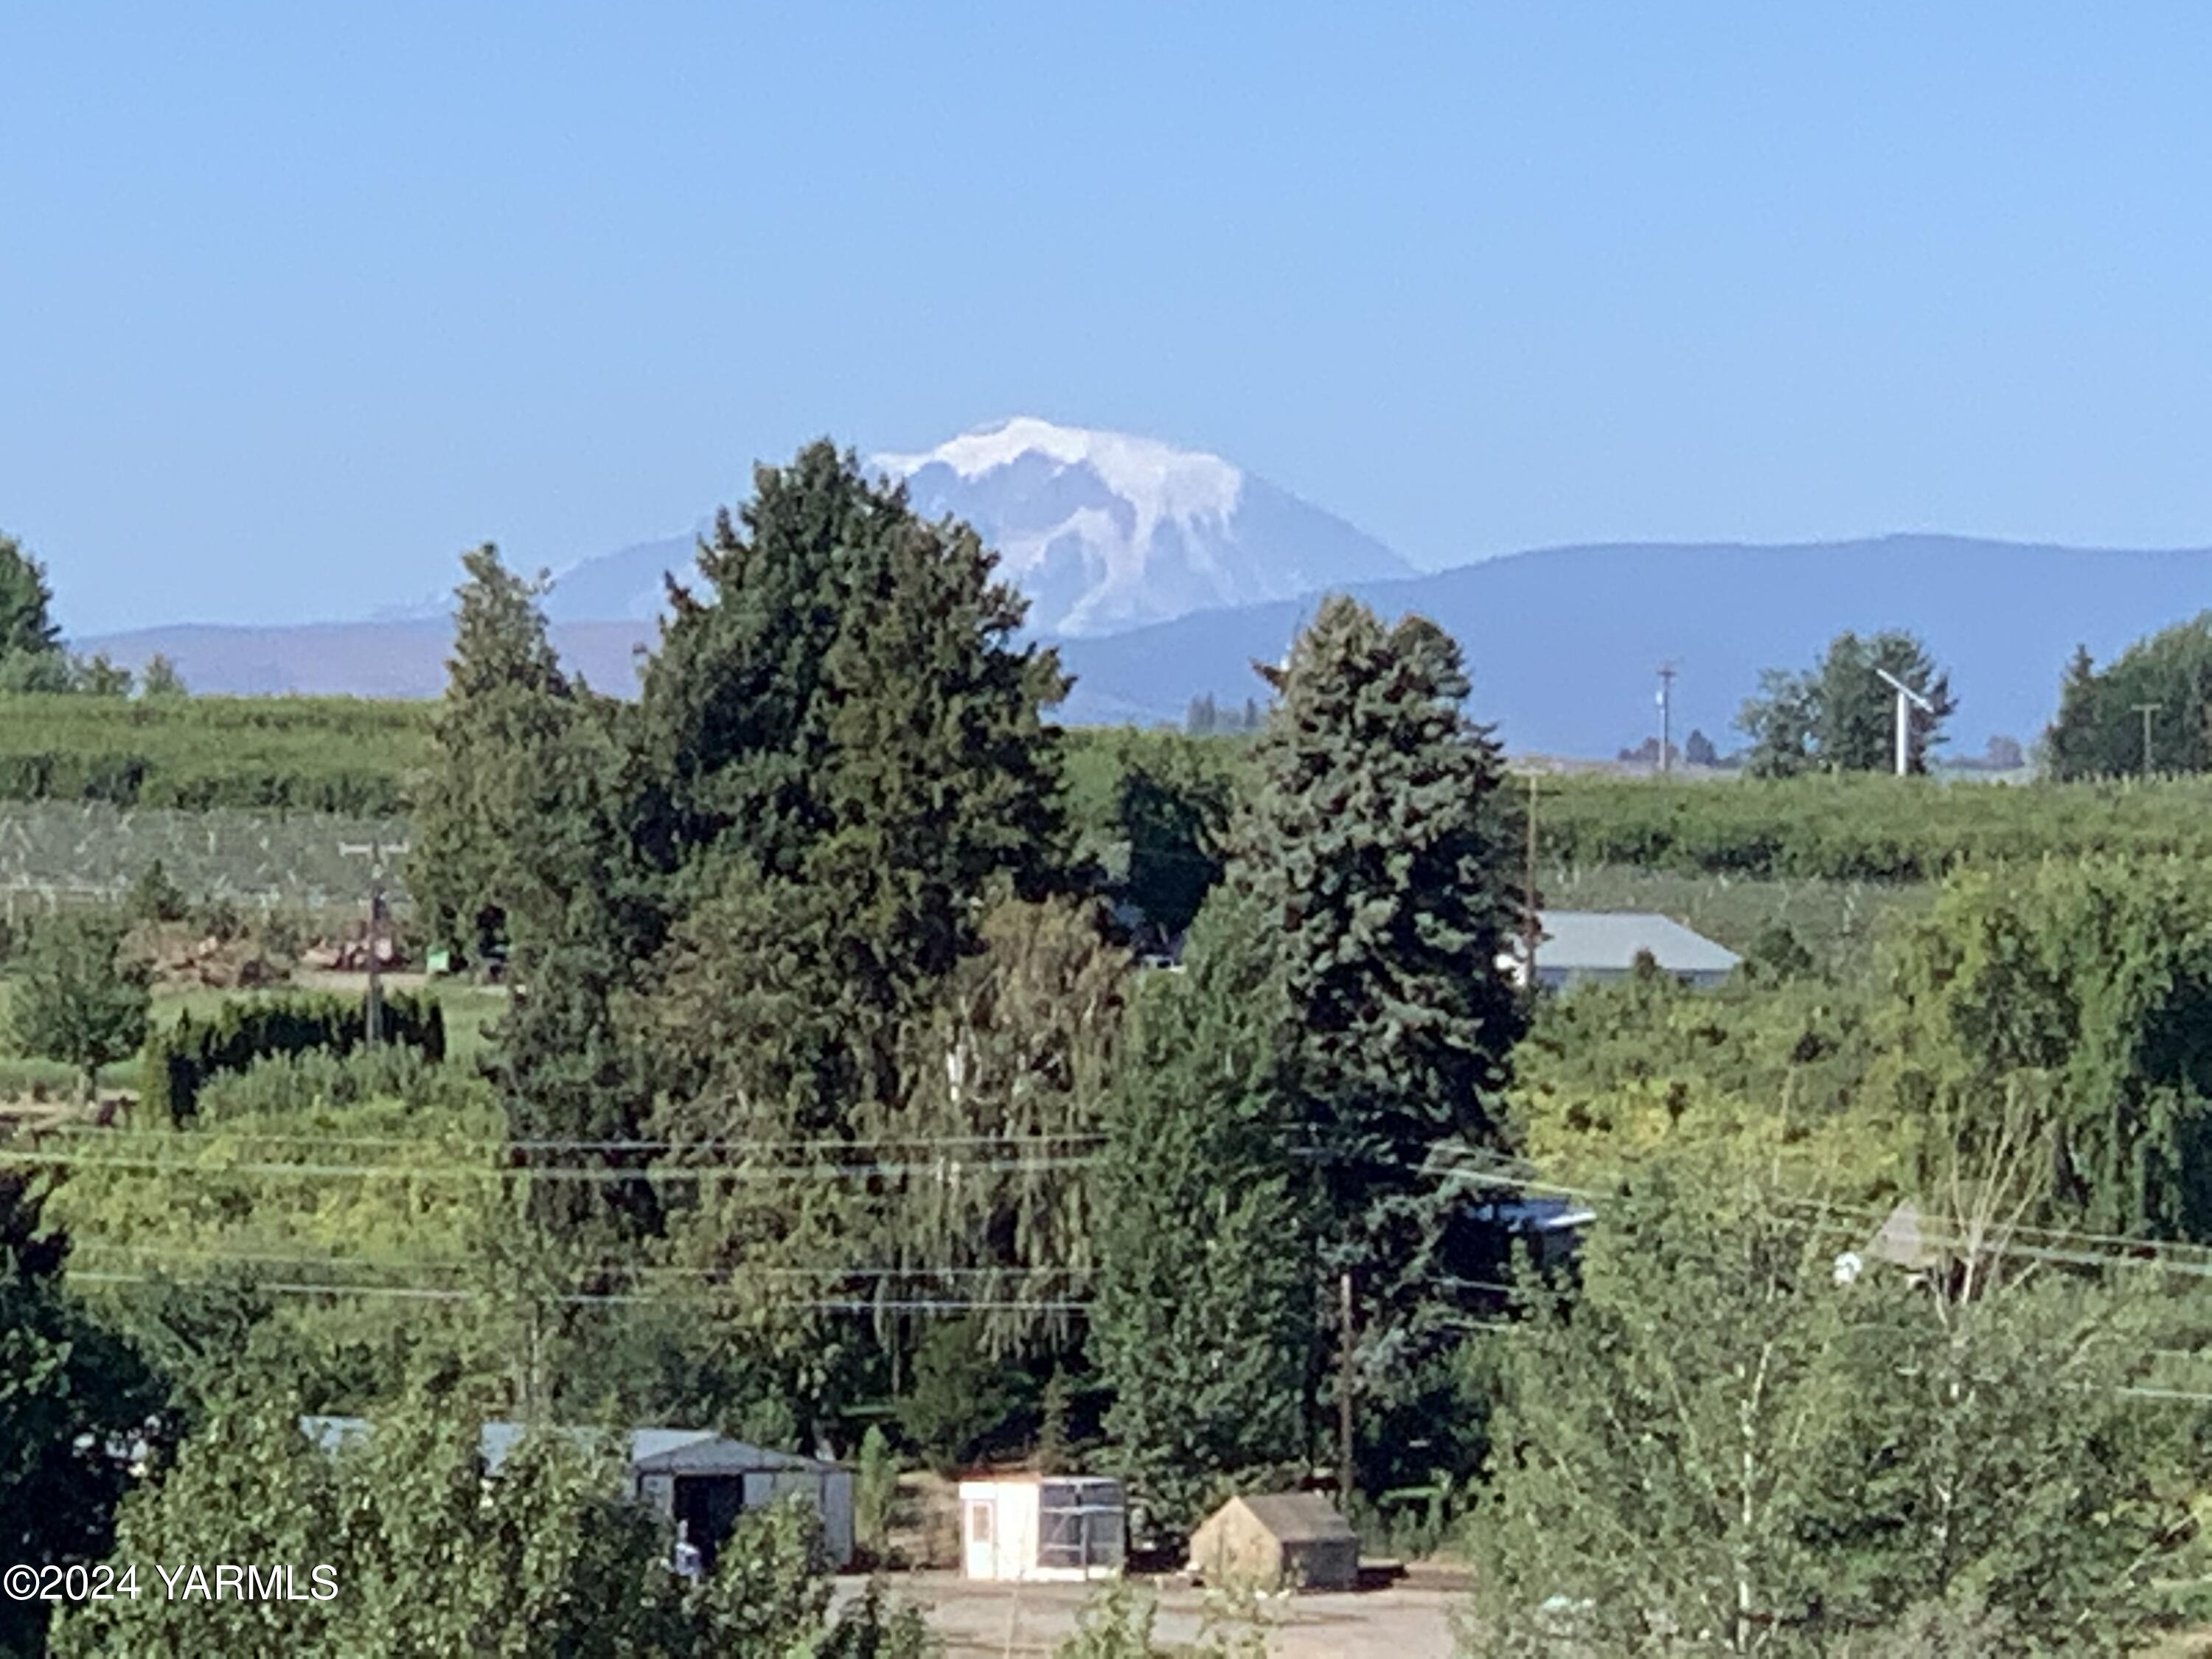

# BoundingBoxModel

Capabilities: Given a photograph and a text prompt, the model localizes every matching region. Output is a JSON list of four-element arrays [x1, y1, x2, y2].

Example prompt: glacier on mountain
[[875, 417, 1411, 636]]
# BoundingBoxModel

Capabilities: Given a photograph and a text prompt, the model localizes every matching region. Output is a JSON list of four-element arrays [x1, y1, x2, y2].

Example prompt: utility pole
[[2132, 703, 2162, 777], [338, 838, 410, 1046], [1656, 663, 1677, 774], [1523, 772, 1540, 998], [1337, 1269, 1356, 1513]]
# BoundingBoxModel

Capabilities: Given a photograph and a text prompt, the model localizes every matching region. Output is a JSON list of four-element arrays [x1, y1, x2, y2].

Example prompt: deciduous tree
[[10, 909, 150, 1103]]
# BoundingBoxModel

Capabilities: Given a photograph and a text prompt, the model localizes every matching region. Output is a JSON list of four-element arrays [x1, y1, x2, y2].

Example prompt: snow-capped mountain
[[876, 417, 1413, 636]]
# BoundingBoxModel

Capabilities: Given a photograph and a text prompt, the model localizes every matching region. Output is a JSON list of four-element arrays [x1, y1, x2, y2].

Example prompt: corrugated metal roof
[[1531, 910, 1741, 976], [298, 1416, 838, 1475]]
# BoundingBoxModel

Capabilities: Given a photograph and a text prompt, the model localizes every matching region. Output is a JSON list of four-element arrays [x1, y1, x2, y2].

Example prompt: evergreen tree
[[0, 531, 61, 664], [1739, 630, 1954, 776], [1234, 596, 1524, 1228], [1813, 630, 1954, 773], [411, 544, 584, 957], [1683, 727, 1719, 766], [1095, 890, 1312, 1534], [636, 442, 1071, 1118], [1229, 597, 1525, 1502], [414, 546, 658, 1252], [2042, 616, 2212, 779], [1183, 692, 1218, 734]]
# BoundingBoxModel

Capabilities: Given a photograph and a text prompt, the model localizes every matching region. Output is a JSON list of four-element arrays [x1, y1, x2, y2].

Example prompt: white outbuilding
[[956, 1474, 1127, 1582]]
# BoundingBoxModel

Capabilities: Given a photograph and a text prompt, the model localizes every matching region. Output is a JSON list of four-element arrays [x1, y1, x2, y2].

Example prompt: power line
[[65, 1270, 1091, 1314], [0, 1148, 1099, 1183]]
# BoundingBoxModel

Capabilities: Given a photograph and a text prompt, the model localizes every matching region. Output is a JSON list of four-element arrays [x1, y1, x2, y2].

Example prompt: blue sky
[[6, 3, 2212, 633]]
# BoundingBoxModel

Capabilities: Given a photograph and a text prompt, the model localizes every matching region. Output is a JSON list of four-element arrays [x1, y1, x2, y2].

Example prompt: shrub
[[143, 990, 447, 1122]]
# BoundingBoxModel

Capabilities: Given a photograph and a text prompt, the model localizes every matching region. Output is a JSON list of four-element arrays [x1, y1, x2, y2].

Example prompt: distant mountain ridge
[[76, 534, 2212, 759]]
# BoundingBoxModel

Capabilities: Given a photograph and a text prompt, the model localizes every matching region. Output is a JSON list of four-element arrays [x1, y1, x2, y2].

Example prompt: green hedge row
[[0, 695, 430, 813], [1523, 773, 2212, 883], [145, 990, 448, 1122]]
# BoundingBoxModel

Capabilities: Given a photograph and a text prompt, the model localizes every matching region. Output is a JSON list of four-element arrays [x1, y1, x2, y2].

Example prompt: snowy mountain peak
[[878, 417, 1245, 524], [875, 417, 1410, 637]]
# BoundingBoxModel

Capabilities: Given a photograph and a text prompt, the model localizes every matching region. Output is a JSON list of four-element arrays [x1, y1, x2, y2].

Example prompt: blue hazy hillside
[[77, 534, 2212, 760], [1054, 535, 2212, 757]]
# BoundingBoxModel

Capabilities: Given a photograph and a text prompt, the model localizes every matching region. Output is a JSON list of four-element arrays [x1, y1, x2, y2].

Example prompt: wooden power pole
[[1337, 1269, 1356, 1512], [1657, 663, 1677, 773]]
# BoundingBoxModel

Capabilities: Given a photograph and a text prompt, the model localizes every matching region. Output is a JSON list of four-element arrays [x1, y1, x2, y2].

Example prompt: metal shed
[[301, 1416, 854, 1571], [956, 1474, 1126, 1582], [1502, 909, 1741, 992], [1186, 1492, 1360, 1591]]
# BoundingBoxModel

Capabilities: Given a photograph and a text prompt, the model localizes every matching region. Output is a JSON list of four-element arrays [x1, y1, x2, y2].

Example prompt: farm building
[[1500, 909, 1741, 992], [1186, 1492, 1360, 1591], [300, 1416, 855, 1570], [956, 1474, 1127, 1582]]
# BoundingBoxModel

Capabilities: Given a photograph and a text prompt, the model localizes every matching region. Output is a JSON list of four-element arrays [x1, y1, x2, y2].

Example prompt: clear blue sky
[[7, 3, 2212, 633]]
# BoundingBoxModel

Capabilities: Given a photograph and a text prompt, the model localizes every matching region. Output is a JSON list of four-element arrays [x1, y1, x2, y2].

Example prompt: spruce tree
[[1234, 596, 1524, 1229], [1229, 595, 1526, 1503]]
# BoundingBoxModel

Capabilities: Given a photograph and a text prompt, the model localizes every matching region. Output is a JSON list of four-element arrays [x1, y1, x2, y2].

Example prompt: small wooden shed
[[1186, 1492, 1359, 1591]]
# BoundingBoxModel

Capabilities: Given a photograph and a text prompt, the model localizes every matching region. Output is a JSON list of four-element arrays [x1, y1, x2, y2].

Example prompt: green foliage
[[1460, 1155, 2196, 1656], [894, 1316, 1034, 1474], [8, 908, 150, 1102], [1527, 771, 2212, 881], [1232, 597, 1523, 1422], [636, 441, 1071, 1095], [138, 654, 185, 699], [0, 1175, 172, 1659], [45, 1096, 515, 1413], [1509, 961, 1903, 1194], [58, 1393, 928, 1658], [854, 1424, 898, 1562], [1095, 890, 1312, 1535], [192, 1043, 492, 1121], [0, 694, 426, 812], [1739, 630, 1955, 776], [124, 858, 189, 925], [0, 532, 61, 666], [2044, 617, 2212, 779], [863, 898, 1126, 1358], [1882, 857, 2212, 1242], [145, 989, 445, 1123]]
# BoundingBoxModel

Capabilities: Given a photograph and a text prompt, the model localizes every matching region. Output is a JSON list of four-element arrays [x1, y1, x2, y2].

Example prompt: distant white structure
[[1502, 910, 1741, 992], [957, 1474, 1126, 1582]]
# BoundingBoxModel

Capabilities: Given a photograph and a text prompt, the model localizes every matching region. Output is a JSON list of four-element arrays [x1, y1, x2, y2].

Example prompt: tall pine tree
[[1230, 595, 1526, 1500]]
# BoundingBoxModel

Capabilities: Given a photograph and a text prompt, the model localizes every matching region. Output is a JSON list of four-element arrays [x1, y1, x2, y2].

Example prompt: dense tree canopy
[[1463, 1155, 2194, 1656], [0, 533, 61, 665], [2043, 616, 2212, 779], [1739, 630, 1955, 776]]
